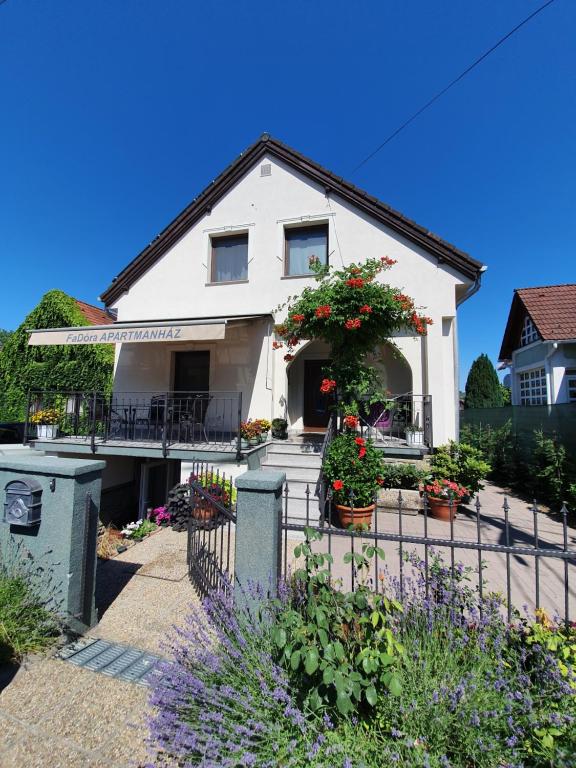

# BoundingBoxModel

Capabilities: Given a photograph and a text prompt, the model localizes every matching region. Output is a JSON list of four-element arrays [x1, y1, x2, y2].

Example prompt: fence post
[[234, 470, 285, 604]]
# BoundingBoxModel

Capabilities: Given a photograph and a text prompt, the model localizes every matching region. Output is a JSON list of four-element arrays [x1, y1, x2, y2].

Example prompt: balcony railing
[[24, 390, 243, 458], [358, 393, 433, 448]]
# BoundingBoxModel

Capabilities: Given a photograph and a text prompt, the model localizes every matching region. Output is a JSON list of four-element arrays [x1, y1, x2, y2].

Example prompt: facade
[[499, 284, 576, 406], [28, 135, 484, 518]]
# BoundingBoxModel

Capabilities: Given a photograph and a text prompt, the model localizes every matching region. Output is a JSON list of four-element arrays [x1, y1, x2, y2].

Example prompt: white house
[[499, 284, 576, 406], [28, 135, 484, 518]]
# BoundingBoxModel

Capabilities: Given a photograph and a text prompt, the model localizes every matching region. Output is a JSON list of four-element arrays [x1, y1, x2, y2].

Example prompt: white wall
[[110, 154, 472, 444]]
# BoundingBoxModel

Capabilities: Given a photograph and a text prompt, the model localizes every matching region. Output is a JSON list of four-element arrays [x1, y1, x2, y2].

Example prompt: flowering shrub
[[323, 433, 384, 507], [428, 441, 491, 496], [423, 478, 468, 502], [274, 256, 433, 412]]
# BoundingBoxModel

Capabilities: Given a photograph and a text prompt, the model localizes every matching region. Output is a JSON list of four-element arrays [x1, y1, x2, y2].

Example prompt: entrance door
[[173, 351, 210, 392], [303, 359, 333, 429]]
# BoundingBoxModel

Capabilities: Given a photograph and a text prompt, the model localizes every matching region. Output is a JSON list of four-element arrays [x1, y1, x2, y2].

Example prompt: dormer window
[[520, 315, 538, 346]]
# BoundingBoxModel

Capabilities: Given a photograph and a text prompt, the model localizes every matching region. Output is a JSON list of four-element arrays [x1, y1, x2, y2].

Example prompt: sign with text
[[28, 323, 226, 346]]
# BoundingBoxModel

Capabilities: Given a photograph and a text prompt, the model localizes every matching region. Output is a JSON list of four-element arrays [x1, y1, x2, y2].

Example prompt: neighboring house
[[27, 135, 484, 517], [499, 284, 576, 406]]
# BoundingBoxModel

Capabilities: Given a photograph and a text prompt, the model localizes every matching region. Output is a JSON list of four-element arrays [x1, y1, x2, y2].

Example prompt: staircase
[[260, 436, 324, 525]]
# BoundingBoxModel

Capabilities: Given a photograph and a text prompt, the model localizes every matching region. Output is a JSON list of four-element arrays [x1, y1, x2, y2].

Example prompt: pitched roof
[[100, 134, 484, 305], [75, 299, 114, 326], [499, 284, 576, 360]]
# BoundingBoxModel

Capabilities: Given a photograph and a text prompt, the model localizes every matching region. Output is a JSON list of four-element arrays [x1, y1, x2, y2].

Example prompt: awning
[[28, 315, 267, 346]]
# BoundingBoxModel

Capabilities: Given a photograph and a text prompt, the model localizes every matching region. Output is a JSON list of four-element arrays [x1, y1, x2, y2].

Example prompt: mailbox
[[3, 478, 43, 526]]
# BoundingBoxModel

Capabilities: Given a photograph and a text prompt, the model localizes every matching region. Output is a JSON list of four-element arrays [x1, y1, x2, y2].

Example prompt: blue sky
[[0, 0, 574, 386]]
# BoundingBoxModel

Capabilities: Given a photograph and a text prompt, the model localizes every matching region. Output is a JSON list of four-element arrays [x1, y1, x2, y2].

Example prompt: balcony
[[25, 391, 245, 459]]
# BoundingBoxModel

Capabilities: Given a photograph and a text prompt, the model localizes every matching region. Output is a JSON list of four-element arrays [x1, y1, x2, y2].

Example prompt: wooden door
[[173, 351, 210, 392], [303, 359, 333, 428]]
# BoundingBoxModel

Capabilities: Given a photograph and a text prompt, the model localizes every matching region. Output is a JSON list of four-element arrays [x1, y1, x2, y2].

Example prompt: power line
[[351, 0, 557, 174]]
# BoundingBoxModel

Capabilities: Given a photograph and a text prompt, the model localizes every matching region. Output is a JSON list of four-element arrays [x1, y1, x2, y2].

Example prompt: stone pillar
[[0, 454, 106, 633], [234, 470, 285, 602]]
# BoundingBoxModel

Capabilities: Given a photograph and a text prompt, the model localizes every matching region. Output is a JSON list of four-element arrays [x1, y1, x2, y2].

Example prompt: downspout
[[454, 266, 487, 437]]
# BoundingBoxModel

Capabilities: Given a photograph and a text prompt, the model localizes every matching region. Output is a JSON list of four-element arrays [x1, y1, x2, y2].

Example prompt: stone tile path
[[0, 527, 195, 767]]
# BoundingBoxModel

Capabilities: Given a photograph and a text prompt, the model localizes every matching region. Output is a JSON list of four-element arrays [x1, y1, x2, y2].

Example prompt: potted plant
[[30, 408, 60, 439], [323, 432, 384, 529], [255, 419, 271, 442], [271, 418, 288, 440], [428, 441, 491, 500], [240, 420, 260, 448], [405, 424, 424, 446], [422, 478, 468, 522]]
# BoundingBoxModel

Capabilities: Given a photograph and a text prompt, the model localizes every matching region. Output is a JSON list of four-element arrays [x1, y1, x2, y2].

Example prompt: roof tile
[[517, 284, 576, 341]]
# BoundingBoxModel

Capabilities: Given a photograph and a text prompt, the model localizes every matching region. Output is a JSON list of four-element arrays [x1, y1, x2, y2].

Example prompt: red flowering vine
[[272, 341, 283, 350], [315, 305, 332, 319], [320, 378, 337, 394], [344, 318, 361, 330], [345, 278, 365, 288], [381, 256, 397, 266], [343, 414, 359, 429], [359, 305, 372, 314], [291, 314, 305, 323], [284, 354, 294, 362]]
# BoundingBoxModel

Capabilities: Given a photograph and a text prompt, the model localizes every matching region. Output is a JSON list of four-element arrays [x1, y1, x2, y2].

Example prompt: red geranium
[[315, 305, 332, 319], [358, 447, 367, 458], [343, 415, 359, 429], [332, 479, 344, 491], [354, 437, 365, 446], [345, 318, 361, 330]]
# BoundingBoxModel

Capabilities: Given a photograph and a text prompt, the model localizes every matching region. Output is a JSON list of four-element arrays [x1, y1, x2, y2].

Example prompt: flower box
[[36, 424, 59, 439], [377, 488, 421, 515]]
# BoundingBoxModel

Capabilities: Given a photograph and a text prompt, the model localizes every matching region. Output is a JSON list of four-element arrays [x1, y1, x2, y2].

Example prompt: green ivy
[[0, 290, 114, 421]]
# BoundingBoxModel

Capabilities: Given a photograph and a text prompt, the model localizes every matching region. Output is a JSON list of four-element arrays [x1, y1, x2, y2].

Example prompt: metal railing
[[358, 393, 433, 448], [187, 462, 236, 597], [280, 487, 575, 628], [24, 390, 243, 457]]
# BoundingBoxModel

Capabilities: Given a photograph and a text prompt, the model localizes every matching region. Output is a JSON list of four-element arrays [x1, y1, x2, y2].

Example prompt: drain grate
[[58, 638, 163, 686]]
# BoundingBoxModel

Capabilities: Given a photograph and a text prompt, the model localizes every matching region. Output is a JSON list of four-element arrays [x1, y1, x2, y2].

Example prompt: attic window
[[520, 316, 538, 347]]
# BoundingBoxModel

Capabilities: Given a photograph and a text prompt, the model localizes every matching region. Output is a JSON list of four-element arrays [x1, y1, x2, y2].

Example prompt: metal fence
[[23, 390, 243, 457], [187, 463, 236, 597], [280, 487, 576, 629], [358, 393, 433, 448]]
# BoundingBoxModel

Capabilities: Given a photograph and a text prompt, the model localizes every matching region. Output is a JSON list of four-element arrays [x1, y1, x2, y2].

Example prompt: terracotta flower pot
[[335, 502, 375, 530], [428, 498, 457, 522], [192, 498, 216, 521]]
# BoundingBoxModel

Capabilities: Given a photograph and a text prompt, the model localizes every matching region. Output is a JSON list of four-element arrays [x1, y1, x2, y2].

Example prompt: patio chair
[[362, 401, 396, 441]]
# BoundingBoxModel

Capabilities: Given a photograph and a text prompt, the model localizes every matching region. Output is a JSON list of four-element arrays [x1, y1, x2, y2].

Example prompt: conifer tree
[[464, 354, 504, 409]]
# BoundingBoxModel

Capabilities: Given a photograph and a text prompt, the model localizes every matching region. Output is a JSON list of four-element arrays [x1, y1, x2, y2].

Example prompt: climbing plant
[[274, 256, 431, 414], [0, 290, 114, 421]]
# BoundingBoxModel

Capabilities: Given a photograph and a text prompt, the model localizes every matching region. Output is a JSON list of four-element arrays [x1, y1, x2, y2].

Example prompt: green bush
[[378, 462, 425, 490], [323, 433, 384, 506], [0, 558, 60, 663], [428, 441, 491, 496]]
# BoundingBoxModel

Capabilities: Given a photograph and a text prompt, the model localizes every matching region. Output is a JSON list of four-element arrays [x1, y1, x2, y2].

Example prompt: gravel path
[[0, 528, 195, 768]]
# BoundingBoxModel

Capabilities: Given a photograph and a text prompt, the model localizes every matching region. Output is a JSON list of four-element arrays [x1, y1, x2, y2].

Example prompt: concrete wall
[[110, 153, 473, 445]]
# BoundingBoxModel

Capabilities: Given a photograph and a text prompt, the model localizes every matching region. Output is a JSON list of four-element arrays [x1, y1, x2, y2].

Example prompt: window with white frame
[[566, 368, 576, 402], [518, 368, 547, 405], [520, 315, 539, 346]]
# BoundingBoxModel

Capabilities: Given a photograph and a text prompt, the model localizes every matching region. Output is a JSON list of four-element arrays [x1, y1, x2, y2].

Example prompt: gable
[[99, 135, 483, 306]]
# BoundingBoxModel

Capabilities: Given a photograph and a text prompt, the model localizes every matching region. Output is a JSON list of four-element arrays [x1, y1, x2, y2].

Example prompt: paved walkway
[[0, 528, 195, 768]]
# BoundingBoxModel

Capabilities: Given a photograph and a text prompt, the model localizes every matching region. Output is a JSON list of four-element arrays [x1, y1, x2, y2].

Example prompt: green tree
[[464, 354, 504, 409], [0, 290, 114, 421], [0, 330, 13, 349]]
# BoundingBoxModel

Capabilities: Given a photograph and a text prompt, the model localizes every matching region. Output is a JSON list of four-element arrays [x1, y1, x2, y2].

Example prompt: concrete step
[[282, 494, 322, 525], [267, 441, 323, 455], [261, 462, 320, 483], [264, 450, 322, 468]]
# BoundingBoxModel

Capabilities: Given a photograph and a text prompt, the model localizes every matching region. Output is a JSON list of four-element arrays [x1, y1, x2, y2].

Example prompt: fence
[[461, 403, 576, 454], [187, 463, 236, 597], [279, 487, 576, 629], [23, 390, 243, 457]]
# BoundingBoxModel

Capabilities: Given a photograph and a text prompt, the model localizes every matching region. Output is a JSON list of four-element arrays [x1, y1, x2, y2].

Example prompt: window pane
[[286, 226, 328, 275], [212, 235, 248, 282]]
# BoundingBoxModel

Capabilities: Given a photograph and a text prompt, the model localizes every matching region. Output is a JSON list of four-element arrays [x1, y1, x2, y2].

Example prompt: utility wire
[[351, 0, 557, 174]]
